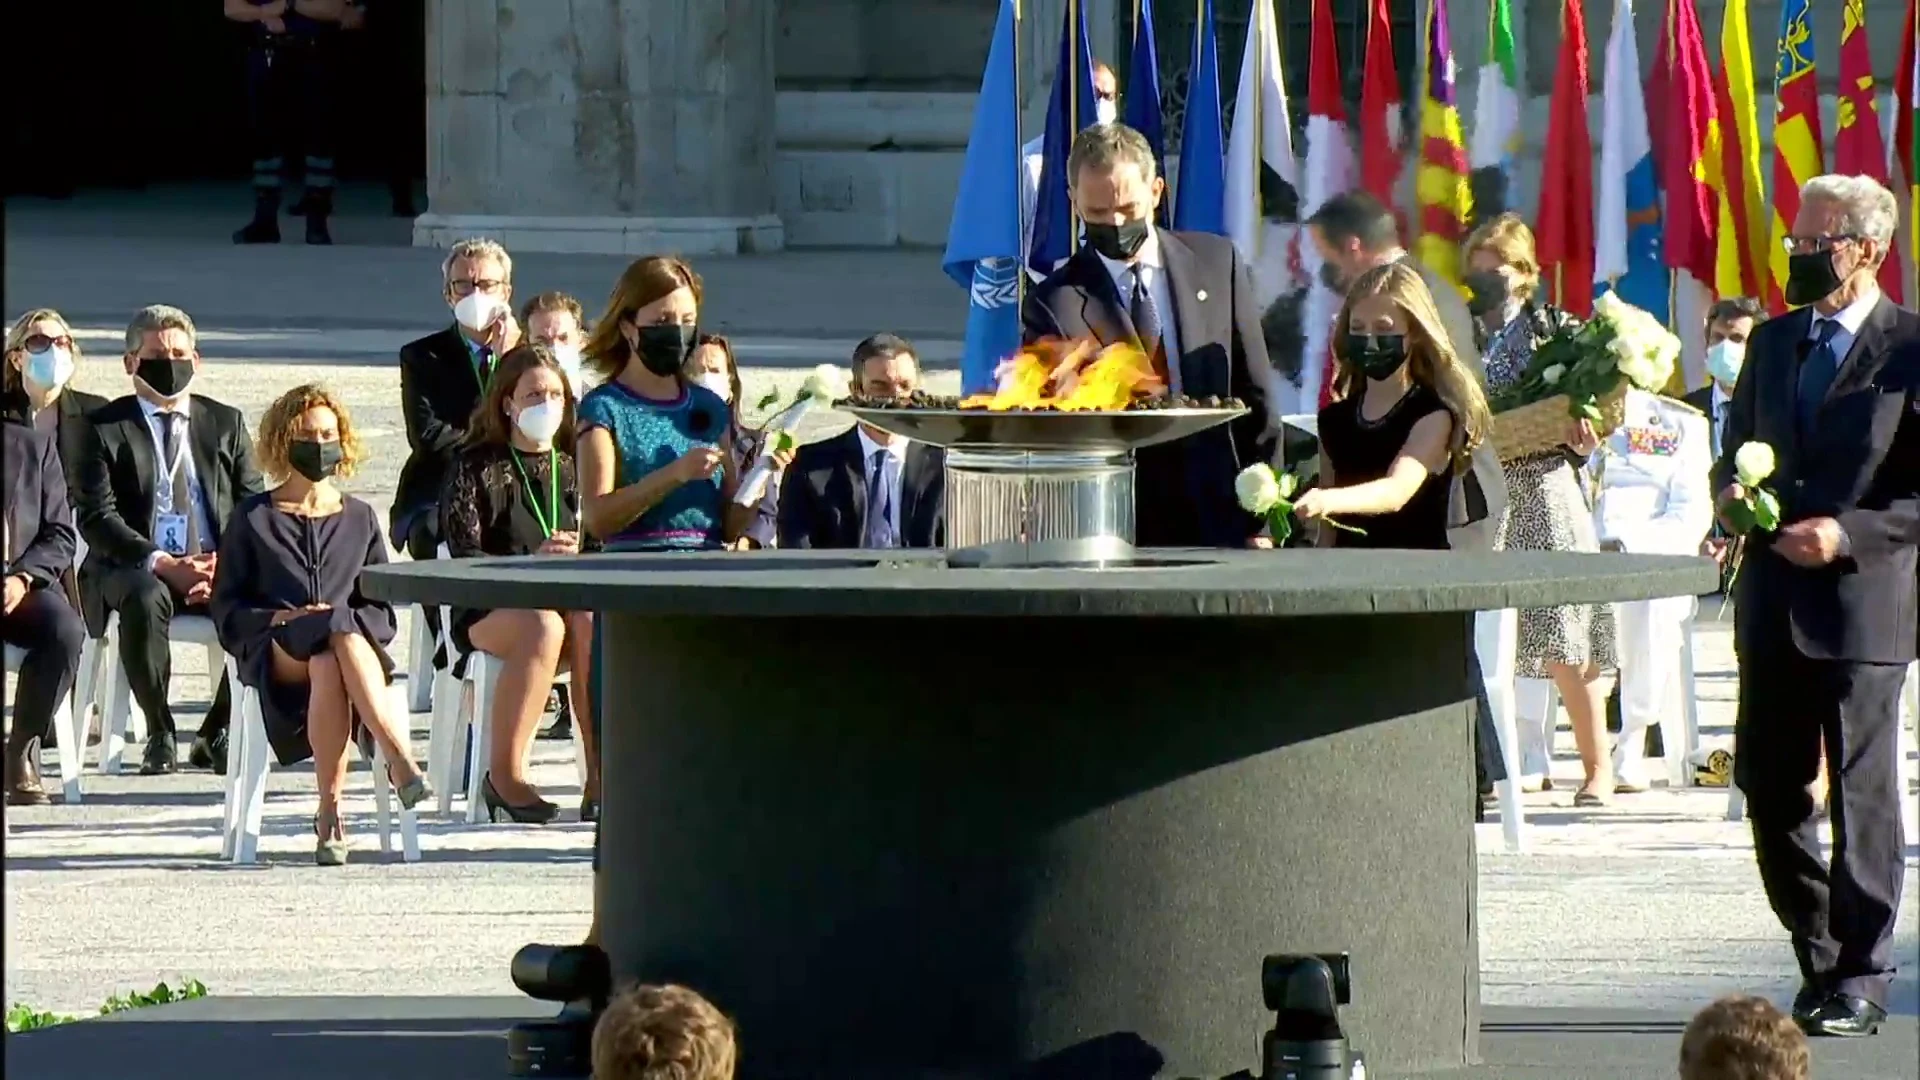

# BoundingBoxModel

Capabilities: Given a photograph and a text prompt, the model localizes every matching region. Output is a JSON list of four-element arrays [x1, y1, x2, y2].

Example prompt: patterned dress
[[1484, 312, 1618, 677]]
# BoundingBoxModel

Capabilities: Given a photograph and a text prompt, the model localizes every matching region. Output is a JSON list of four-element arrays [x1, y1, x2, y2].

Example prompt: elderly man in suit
[[779, 334, 945, 550], [75, 305, 267, 776], [3, 421, 85, 804], [1020, 122, 1274, 547], [1715, 174, 1920, 1038], [394, 237, 523, 662]]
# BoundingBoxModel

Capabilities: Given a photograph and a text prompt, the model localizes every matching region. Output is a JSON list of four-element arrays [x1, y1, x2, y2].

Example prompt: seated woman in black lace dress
[[442, 343, 595, 823], [211, 384, 429, 866]]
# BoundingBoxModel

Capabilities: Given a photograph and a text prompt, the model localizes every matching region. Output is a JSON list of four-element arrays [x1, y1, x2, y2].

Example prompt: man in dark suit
[[3, 421, 86, 804], [75, 306, 266, 775], [1021, 123, 1273, 547], [1688, 297, 1765, 595], [778, 334, 945, 550], [394, 238, 522, 658], [1713, 175, 1920, 1038]]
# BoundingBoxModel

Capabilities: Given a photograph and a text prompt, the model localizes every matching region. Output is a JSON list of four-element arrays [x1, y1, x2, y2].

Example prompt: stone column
[[415, 0, 783, 255]]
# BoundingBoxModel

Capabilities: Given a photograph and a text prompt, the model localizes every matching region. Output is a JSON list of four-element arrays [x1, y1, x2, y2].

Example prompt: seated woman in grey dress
[[211, 384, 429, 865]]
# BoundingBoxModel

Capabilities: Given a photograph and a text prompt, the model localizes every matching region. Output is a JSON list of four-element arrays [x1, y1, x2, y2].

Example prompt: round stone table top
[[362, 548, 1716, 620]]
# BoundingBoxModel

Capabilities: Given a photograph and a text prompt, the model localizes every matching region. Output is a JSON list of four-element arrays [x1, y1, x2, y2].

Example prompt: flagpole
[[1250, 0, 1262, 260], [1069, 0, 1083, 255], [1015, 0, 1027, 316]]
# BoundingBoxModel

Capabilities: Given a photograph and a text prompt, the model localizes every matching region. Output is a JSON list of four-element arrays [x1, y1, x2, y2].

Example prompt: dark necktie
[[161, 412, 203, 554], [863, 449, 894, 549], [1129, 269, 1171, 385], [1796, 318, 1842, 437]]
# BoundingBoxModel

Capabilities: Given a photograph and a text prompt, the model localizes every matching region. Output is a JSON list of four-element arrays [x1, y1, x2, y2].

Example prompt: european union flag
[[944, 0, 1024, 395], [1125, 0, 1168, 226], [1173, 0, 1225, 234], [1028, 0, 1098, 278]]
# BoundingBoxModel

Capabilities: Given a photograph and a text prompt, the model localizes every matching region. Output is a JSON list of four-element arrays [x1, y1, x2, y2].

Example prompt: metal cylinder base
[[944, 447, 1133, 566]]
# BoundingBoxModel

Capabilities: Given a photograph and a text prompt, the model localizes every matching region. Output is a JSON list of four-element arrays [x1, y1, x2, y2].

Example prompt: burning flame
[[958, 339, 1164, 411]]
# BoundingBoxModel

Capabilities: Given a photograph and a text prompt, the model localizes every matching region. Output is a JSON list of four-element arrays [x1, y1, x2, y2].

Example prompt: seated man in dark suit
[[3, 421, 86, 804], [75, 305, 266, 775], [395, 238, 523, 657], [1020, 122, 1273, 547], [778, 334, 945, 550]]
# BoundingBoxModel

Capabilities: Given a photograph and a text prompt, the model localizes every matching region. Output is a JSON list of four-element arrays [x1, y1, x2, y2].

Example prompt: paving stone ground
[[3, 192, 1916, 1022]]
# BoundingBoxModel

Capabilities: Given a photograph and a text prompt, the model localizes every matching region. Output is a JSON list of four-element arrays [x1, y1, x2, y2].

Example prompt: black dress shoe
[[188, 732, 229, 775], [1790, 982, 1825, 1027], [1805, 994, 1887, 1038], [138, 734, 178, 776]]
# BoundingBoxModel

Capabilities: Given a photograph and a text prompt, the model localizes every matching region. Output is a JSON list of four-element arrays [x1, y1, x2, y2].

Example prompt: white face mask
[[453, 292, 501, 332], [23, 346, 75, 394], [1704, 340, 1745, 388], [1094, 99, 1118, 126], [514, 400, 564, 445], [692, 372, 733, 404]]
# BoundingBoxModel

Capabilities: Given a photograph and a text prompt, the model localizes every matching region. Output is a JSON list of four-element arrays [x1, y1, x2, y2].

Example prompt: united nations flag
[[970, 257, 1021, 310], [944, 0, 1024, 393]]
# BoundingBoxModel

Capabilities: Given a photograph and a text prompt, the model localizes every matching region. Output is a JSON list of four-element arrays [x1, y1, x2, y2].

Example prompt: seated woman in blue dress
[[211, 384, 429, 866]]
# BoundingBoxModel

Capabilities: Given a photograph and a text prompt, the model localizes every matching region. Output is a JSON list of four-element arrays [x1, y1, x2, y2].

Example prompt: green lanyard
[[508, 448, 560, 539], [469, 345, 492, 393]]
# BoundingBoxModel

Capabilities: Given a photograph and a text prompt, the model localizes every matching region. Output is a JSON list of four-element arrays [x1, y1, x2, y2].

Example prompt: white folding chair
[[219, 656, 421, 864], [1728, 660, 1920, 825], [423, 546, 586, 820], [406, 606, 435, 713], [3, 643, 88, 803], [1474, 609, 1526, 851], [94, 612, 229, 774]]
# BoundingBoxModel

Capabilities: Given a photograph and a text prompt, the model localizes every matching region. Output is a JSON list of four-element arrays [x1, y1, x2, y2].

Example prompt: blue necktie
[[1129, 269, 1170, 386], [1796, 318, 1841, 437], [863, 449, 894, 549]]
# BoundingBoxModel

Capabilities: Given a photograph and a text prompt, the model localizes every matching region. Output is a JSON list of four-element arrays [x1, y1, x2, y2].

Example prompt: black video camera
[[505, 944, 613, 1077], [1221, 954, 1364, 1080]]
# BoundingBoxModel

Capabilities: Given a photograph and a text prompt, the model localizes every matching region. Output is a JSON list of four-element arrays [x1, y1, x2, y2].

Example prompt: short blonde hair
[[591, 984, 736, 1080], [4, 308, 84, 393], [255, 384, 365, 482], [1462, 213, 1540, 302], [1678, 995, 1808, 1080]]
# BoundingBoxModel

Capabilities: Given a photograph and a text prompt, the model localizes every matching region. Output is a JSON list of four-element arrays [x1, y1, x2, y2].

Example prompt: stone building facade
[[415, 0, 1918, 254]]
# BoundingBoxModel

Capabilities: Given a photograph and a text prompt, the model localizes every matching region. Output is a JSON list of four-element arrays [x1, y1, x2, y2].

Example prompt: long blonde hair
[[1331, 263, 1491, 475], [3, 308, 84, 394]]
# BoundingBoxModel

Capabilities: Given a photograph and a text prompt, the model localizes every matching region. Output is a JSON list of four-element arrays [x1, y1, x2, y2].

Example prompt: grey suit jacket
[[1406, 257, 1509, 551]]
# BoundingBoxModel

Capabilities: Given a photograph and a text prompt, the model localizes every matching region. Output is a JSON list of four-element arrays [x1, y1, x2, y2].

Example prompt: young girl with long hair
[[1297, 262, 1493, 549]]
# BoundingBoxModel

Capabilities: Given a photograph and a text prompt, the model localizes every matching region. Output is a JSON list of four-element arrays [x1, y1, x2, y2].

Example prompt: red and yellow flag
[[1413, 0, 1471, 290], [1767, 0, 1825, 312], [1536, 0, 1594, 315], [1835, 0, 1903, 301], [1710, 0, 1768, 301], [1649, 0, 1719, 290], [1893, 0, 1918, 298]]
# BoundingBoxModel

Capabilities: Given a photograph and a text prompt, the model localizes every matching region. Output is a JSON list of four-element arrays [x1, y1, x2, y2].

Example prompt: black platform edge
[[361, 549, 1715, 620], [5, 999, 1913, 1080]]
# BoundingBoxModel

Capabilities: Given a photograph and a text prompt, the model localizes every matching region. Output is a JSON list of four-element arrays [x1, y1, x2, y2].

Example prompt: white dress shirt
[[138, 394, 211, 568], [1808, 286, 1879, 361], [857, 427, 908, 546], [1095, 230, 1184, 395]]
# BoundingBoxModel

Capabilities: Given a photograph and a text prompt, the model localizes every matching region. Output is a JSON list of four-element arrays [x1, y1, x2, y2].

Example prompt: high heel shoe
[[579, 796, 599, 823], [314, 808, 349, 866], [385, 766, 432, 811], [481, 773, 560, 825]]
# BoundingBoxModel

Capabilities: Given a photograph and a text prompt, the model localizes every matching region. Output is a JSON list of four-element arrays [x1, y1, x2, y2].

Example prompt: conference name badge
[[156, 513, 190, 556]]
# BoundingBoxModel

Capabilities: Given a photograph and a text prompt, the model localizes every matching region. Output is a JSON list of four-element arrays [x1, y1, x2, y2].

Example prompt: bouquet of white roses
[[1487, 292, 1681, 459], [736, 363, 851, 506]]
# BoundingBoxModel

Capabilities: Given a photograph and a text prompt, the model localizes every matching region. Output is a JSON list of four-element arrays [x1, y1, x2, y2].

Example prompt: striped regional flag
[[1413, 0, 1471, 292]]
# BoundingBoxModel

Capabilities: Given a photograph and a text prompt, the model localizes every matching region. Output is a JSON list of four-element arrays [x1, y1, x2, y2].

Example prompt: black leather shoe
[[138, 734, 178, 776], [188, 731, 229, 775], [1804, 994, 1886, 1038], [1790, 982, 1825, 1027]]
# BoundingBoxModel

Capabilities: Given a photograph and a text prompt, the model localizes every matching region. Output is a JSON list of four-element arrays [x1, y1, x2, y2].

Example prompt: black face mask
[[631, 323, 697, 377], [1784, 250, 1846, 308], [1349, 333, 1409, 380], [1082, 220, 1151, 261], [135, 357, 195, 398], [287, 439, 344, 482], [1463, 270, 1510, 316], [1318, 262, 1349, 295]]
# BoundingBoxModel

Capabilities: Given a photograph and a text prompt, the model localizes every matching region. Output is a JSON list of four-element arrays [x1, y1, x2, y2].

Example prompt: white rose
[[1235, 463, 1282, 514], [1541, 364, 1565, 386], [1734, 441, 1777, 487], [799, 363, 852, 404], [1617, 349, 1663, 389], [1592, 291, 1626, 322]]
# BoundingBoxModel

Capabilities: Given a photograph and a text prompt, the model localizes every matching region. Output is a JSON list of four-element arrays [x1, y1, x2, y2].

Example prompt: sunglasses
[[22, 332, 74, 352]]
